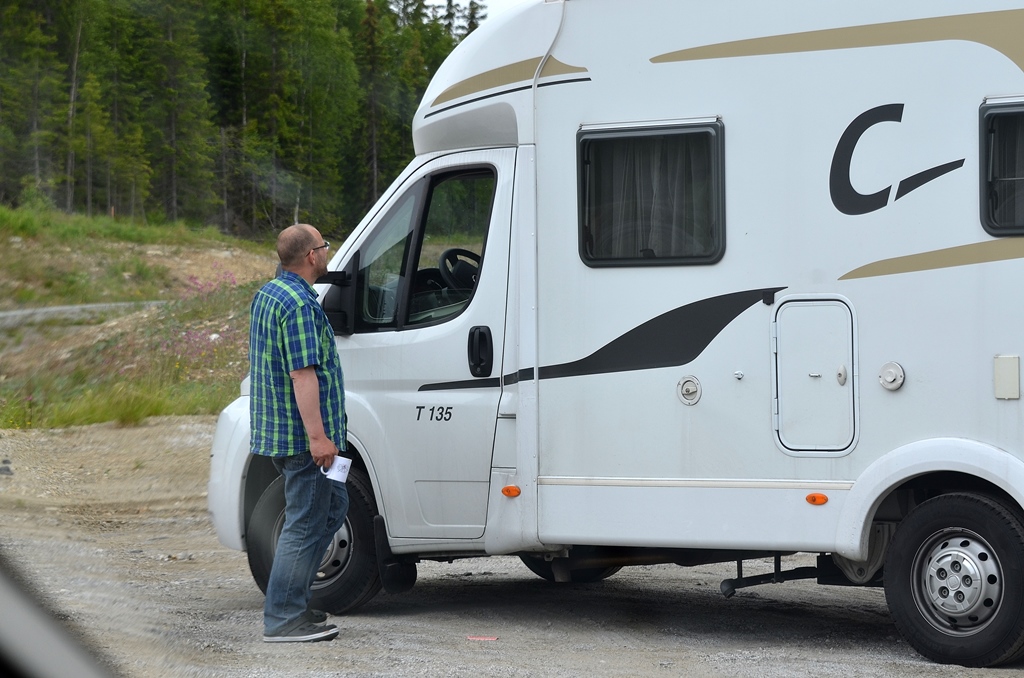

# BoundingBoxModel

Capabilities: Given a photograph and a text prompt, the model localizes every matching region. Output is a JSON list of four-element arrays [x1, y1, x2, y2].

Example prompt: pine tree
[[464, 1, 486, 36], [354, 0, 393, 206], [74, 72, 117, 216], [96, 0, 153, 220], [135, 0, 217, 222], [62, 3, 85, 212], [199, 0, 256, 231], [289, 0, 359, 232], [442, 0, 458, 38], [0, 5, 67, 207]]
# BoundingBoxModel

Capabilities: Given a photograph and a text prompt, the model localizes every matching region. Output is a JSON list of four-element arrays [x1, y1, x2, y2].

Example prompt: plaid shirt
[[248, 271, 346, 457]]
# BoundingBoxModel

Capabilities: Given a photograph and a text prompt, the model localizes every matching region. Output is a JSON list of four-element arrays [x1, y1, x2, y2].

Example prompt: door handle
[[468, 326, 493, 378]]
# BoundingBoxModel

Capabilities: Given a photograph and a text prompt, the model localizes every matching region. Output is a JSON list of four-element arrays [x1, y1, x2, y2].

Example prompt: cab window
[[353, 167, 496, 332]]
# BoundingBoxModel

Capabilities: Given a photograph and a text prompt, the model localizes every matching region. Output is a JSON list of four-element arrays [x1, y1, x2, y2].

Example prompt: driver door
[[338, 148, 514, 540]]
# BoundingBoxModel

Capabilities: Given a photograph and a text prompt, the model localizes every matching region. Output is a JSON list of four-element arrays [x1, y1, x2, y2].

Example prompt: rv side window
[[579, 122, 725, 266], [352, 167, 495, 332], [353, 182, 425, 331], [982, 104, 1024, 234]]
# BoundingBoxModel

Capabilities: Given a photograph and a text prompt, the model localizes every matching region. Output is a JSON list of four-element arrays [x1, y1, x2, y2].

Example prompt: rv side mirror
[[315, 270, 351, 286], [318, 252, 359, 336]]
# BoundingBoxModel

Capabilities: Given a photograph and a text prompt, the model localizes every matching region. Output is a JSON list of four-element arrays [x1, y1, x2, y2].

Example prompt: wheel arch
[[241, 435, 379, 548], [242, 454, 278, 547], [835, 438, 1024, 560]]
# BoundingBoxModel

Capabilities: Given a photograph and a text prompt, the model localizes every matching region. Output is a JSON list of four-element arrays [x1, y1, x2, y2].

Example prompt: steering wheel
[[438, 248, 481, 289]]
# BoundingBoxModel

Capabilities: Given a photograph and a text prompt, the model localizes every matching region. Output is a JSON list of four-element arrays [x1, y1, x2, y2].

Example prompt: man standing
[[249, 223, 349, 643]]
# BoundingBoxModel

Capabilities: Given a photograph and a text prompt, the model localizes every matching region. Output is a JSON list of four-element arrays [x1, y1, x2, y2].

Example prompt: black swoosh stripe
[[540, 288, 782, 379], [417, 288, 783, 391], [419, 377, 500, 392], [894, 159, 965, 201], [503, 368, 534, 386]]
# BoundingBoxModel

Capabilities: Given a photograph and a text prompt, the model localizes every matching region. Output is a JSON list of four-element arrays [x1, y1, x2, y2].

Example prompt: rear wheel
[[247, 466, 382, 614], [519, 546, 622, 583], [884, 492, 1024, 667]]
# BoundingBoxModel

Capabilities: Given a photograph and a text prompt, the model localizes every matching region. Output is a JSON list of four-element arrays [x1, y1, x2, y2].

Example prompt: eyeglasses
[[309, 241, 330, 255]]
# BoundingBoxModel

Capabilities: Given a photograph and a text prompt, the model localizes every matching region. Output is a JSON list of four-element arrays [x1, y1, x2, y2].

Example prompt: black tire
[[246, 466, 382, 615], [884, 492, 1024, 667], [519, 547, 622, 583]]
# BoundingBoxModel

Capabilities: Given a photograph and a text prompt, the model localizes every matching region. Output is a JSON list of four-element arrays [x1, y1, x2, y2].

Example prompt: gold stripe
[[431, 57, 588, 107], [651, 9, 1024, 73], [539, 56, 587, 79], [840, 239, 1024, 280]]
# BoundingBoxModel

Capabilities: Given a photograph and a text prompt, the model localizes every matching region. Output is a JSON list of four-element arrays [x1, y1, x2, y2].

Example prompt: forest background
[[0, 0, 488, 241]]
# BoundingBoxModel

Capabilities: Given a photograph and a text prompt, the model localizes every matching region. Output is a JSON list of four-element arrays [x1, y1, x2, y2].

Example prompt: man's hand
[[290, 366, 337, 468], [309, 436, 338, 469]]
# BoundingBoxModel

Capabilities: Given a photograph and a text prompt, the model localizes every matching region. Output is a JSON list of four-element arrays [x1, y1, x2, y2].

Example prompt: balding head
[[277, 224, 319, 270]]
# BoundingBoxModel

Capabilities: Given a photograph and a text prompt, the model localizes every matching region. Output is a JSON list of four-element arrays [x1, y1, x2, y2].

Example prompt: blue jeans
[[264, 453, 349, 635]]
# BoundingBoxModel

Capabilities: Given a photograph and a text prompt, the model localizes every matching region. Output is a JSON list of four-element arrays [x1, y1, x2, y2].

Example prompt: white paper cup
[[321, 456, 351, 483]]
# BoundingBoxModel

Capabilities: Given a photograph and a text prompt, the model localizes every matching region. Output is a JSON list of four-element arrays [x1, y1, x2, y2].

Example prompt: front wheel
[[246, 466, 382, 615], [884, 492, 1024, 667]]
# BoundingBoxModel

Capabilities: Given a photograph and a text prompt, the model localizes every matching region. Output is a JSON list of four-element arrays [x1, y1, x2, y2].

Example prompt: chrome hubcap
[[914, 529, 1003, 635], [313, 520, 353, 587]]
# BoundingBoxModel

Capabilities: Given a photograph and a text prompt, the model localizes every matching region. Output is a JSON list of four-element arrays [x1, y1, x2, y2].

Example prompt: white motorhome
[[208, 0, 1024, 666]]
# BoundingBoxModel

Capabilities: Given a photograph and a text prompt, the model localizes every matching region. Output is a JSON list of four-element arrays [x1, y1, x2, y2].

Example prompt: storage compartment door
[[773, 299, 856, 453]]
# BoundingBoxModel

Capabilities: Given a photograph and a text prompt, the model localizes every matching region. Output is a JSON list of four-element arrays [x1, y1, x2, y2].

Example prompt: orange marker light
[[806, 493, 828, 505], [501, 485, 521, 497]]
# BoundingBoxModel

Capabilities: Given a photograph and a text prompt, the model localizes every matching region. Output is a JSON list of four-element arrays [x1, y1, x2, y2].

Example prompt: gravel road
[[0, 302, 166, 330], [0, 416, 1021, 678]]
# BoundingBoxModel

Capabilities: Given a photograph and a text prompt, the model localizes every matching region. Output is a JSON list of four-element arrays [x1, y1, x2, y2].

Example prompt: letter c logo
[[830, 103, 964, 216], [830, 104, 904, 215]]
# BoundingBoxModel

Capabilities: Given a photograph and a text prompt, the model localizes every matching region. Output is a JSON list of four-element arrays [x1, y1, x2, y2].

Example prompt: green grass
[[0, 202, 255, 247], [0, 203, 271, 308], [0, 279, 260, 429], [0, 206, 271, 429]]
